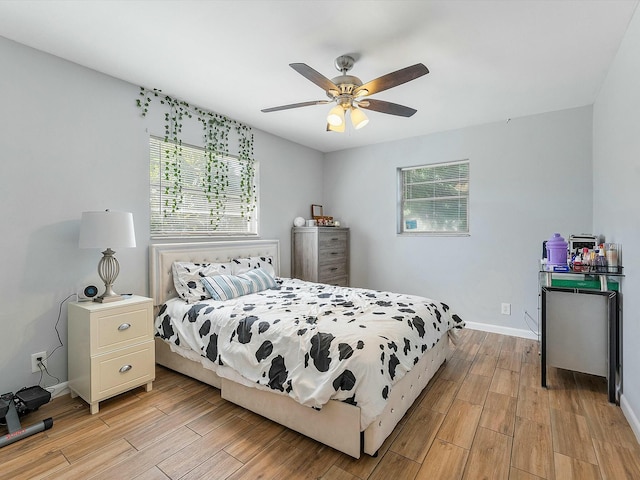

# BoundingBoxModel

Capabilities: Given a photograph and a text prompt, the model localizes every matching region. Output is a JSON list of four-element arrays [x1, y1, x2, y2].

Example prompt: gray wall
[[323, 106, 593, 335], [0, 36, 323, 394], [593, 8, 640, 438]]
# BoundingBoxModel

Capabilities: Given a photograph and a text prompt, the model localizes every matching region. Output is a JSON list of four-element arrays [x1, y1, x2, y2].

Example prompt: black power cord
[[37, 359, 60, 387], [37, 293, 75, 391]]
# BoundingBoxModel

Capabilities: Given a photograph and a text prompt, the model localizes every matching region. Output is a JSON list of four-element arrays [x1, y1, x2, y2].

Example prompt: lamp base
[[93, 294, 123, 303], [95, 248, 122, 303]]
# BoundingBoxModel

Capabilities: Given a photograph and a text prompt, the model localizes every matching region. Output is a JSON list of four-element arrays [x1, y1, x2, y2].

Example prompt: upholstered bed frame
[[149, 240, 451, 458]]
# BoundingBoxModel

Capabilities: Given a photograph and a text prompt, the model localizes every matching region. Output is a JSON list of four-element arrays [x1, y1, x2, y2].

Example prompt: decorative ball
[[334, 220, 341, 227], [293, 217, 305, 227]]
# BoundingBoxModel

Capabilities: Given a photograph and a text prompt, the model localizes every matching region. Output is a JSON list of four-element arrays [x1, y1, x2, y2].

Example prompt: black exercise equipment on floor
[[0, 386, 53, 448]]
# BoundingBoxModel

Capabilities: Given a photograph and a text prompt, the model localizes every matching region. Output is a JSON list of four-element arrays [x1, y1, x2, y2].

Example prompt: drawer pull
[[119, 365, 133, 373], [118, 323, 131, 331], [330, 267, 338, 271]]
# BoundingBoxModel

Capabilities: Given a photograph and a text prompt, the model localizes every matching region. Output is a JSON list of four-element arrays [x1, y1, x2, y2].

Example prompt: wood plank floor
[[2, 329, 640, 479]]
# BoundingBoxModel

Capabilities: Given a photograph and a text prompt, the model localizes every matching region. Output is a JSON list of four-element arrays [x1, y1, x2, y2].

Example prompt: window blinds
[[399, 160, 469, 234], [149, 137, 258, 237]]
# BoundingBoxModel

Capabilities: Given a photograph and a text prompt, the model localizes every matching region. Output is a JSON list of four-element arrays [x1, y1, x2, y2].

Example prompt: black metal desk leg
[[541, 288, 547, 388], [608, 291, 618, 404]]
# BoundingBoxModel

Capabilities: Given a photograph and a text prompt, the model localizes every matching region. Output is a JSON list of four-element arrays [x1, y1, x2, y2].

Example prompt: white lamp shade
[[350, 108, 369, 129], [79, 210, 136, 249], [327, 121, 345, 132], [327, 105, 345, 126]]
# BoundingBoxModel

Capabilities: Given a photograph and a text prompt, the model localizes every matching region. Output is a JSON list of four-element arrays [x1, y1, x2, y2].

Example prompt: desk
[[540, 269, 623, 404]]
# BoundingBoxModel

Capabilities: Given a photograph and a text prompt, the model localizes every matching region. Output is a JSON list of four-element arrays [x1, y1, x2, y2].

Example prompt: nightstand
[[67, 295, 155, 414]]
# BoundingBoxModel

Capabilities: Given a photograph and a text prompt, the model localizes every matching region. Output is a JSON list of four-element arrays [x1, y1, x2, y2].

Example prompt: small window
[[398, 160, 469, 235], [150, 137, 258, 238]]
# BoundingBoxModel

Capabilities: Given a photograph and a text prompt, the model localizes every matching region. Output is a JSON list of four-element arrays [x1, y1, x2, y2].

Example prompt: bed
[[150, 240, 463, 458]]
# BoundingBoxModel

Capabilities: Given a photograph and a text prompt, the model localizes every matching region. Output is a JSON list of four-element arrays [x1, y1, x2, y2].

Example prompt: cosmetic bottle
[[606, 243, 618, 272], [595, 245, 608, 273]]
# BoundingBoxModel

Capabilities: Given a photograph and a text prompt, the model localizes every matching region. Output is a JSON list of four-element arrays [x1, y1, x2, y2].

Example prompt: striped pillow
[[201, 274, 251, 301], [239, 268, 277, 291]]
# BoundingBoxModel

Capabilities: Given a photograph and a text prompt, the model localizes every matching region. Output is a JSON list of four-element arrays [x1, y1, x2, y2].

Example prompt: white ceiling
[[0, 1, 637, 153]]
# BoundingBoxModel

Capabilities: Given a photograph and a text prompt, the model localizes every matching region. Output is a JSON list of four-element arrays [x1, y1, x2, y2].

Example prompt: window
[[150, 137, 258, 238], [398, 160, 469, 235]]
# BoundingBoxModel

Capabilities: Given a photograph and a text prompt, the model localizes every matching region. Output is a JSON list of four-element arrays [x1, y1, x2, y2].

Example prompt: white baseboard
[[45, 381, 69, 399], [464, 321, 538, 340], [621, 394, 640, 444]]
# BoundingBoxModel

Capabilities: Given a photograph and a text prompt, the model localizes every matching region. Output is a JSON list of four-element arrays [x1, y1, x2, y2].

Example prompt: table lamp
[[79, 210, 136, 303]]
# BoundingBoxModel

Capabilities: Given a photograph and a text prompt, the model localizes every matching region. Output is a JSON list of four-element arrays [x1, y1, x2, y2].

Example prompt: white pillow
[[172, 261, 232, 303], [231, 256, 276, 278]]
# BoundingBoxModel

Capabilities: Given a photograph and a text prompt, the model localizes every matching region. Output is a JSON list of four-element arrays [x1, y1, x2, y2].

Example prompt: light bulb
[[327, 105, 345, 126]]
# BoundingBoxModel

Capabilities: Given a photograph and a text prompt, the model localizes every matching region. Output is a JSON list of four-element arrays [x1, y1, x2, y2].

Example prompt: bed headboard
[[149, 240, 280, 307]]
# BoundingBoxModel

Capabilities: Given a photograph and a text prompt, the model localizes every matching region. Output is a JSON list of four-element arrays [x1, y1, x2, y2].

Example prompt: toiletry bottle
[[606, 243, 618, 272], [573, 252, 582, 272], [582, 248, 590, 269], [595, 245, 608, 273]]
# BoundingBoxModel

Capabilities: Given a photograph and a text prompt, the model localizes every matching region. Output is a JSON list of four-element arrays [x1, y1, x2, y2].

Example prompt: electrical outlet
[[31, 351, 47, 373], [501, 303, 511, 315]]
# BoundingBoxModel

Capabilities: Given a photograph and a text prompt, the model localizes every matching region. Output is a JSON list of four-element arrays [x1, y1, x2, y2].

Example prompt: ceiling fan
[[261, 55, 429, 132]]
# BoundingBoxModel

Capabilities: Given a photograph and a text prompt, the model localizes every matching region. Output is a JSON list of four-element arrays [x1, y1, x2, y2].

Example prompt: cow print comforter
[[156, 278, 464, 429]]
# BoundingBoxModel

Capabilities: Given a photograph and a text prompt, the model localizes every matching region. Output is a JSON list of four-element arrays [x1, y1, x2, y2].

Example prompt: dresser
[[292, 227, 349, 286], [67, 295, 155, 414]]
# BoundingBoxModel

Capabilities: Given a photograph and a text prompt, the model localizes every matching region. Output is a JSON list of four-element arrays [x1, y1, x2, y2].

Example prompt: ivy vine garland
[[136, 87, 256, 227]]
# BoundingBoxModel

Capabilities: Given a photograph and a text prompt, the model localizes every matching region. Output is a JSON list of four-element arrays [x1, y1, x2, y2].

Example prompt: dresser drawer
[[322, 276, 349, 287], [319, 261, 347, 280], [319, 231, 348, 252], [318, 248, 347, 265], [95, 305, 151, 353], [94, 342, 155, 399]]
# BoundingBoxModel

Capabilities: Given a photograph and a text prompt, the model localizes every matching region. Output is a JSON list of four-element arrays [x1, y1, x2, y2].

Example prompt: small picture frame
[[311, 204, 323, 219]]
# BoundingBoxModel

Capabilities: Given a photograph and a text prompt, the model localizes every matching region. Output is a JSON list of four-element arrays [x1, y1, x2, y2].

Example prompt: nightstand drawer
[[95, 342, 155, 398], [96, 306, 150, 352]]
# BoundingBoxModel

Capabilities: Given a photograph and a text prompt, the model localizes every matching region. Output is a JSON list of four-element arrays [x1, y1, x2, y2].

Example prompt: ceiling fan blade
[[358, 99, 417, 117], [290, 63, 340, 93], [354, 63, 429, 96], [261, 100, 330, 113]]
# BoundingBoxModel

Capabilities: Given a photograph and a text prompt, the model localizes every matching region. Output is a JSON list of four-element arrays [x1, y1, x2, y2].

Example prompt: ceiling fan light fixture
[[327, 105, 345, 126], [350, 107, 369, 130], [327, 121, 345, 132]]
